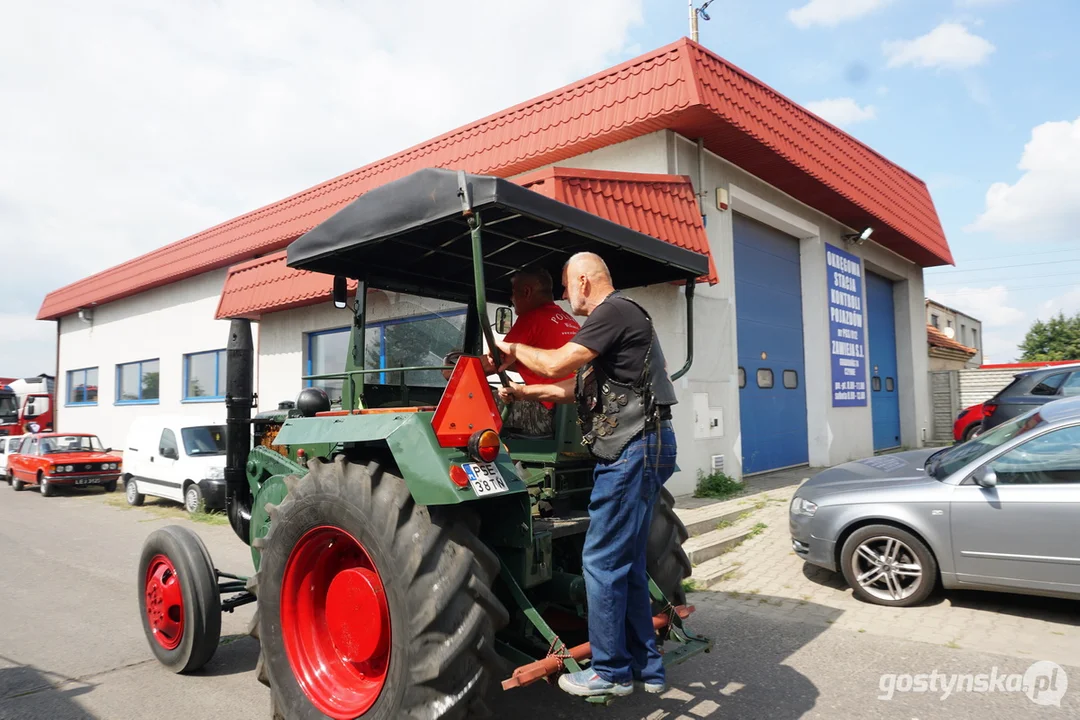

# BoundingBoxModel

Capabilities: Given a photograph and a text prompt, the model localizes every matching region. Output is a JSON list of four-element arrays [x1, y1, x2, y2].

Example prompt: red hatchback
[[7, 433, 122, 497]]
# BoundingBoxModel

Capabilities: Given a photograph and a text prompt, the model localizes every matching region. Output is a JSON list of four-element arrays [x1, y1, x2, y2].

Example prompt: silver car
[[790, 396, 1080, 607]]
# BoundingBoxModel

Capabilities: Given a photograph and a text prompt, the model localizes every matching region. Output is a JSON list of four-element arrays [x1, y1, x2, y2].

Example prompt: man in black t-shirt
[[492, 252, 677, 698]]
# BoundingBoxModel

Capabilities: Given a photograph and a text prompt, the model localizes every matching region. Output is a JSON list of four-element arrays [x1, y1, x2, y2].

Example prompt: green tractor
[[137, 168, 712, 718]]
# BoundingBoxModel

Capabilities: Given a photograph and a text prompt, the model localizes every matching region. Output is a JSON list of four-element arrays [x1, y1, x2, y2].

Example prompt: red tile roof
[[40, 37, 951, 321], [216, 168, 716, 319], [927, 325, 977, 356]]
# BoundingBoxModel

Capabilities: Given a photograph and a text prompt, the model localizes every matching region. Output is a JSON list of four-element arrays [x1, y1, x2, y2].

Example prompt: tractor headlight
[[790, 496, 817, 517]]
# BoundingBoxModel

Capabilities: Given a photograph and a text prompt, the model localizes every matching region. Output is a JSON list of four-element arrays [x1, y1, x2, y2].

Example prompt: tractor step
[[533, 511, 591, 539]]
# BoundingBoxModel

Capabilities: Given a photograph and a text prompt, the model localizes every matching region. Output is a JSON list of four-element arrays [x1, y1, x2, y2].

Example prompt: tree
[[1018, 311, 1080, 362]]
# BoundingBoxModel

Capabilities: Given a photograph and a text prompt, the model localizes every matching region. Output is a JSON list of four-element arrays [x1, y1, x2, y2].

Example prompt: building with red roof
[[40, 38, 951, 486]]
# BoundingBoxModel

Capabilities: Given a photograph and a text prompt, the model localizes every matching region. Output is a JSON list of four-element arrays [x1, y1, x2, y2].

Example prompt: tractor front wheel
[[252, 454, 508, 720], [137, 525, 222, 673]]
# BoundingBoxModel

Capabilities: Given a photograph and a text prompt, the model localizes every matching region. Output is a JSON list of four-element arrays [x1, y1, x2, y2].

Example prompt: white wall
[[57, 269, 258, 450]]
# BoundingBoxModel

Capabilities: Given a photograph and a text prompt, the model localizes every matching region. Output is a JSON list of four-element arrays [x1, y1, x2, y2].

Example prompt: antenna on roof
[[689, 0, 716, 42]]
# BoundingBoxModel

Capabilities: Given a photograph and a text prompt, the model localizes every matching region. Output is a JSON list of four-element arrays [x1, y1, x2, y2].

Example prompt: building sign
[[826, 242, 866, 406]]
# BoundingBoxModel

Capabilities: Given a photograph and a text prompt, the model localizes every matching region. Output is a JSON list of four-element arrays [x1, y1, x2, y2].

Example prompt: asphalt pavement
[[1, 486, 1075, 720]]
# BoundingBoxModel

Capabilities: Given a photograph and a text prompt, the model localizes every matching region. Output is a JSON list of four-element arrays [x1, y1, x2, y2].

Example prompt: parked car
[[952, 403, 983, 443], [790, 396, 1080, 607], [8, 433, 122, 496], [122, 415, 228, 513], [0, 434, 26, 484], [980, 361, 1080, 433]]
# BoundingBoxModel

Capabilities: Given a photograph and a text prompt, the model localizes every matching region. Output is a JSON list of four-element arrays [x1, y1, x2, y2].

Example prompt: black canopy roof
[[286, 168, 711, 305]]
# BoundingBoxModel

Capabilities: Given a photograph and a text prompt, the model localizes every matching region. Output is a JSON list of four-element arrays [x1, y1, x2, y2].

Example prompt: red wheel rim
[[145, 554, 184, 650], [281, 526, 391, 719]]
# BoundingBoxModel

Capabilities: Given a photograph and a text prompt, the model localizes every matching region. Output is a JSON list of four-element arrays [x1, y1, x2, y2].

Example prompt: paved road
[[1, 487, 1076, 719]]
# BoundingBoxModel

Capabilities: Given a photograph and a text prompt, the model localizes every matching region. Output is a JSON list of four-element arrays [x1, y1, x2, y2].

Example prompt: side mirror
[[973, 467, 998, 488], [332, 275, 348, 309], [495, 306, 514, 335], [25, 401, 37, 417]]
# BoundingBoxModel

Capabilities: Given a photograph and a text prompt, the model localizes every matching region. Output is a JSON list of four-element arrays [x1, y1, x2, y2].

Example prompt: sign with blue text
[[826, 242, 866, 406]]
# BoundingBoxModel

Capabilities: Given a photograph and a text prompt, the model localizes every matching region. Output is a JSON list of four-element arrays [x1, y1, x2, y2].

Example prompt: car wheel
[[12, 475, 25, 491], [184, 484, 203, 514], [963, 423, 982, 442], [126, 477, 145, 506], [103, 479, 118, 493], [840, 525, 937, 607], [39, 473, 55, 498]]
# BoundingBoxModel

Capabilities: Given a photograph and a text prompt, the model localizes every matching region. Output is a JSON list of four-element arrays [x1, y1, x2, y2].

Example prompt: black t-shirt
[[571, 292, 652, 385]]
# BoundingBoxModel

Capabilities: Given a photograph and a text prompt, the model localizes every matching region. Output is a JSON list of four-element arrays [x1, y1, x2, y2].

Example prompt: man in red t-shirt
[[501, 266, 580, 405]]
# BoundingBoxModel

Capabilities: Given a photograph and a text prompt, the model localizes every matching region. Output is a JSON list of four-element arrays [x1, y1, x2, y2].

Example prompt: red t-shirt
[[503, 302, 581, 405]]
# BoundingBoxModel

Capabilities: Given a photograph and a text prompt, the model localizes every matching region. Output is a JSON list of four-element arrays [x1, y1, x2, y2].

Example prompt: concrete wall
[[56, 269, 258, 450]]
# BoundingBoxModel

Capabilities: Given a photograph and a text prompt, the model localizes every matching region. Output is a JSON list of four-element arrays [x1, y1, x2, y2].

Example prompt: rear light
[[468, 429, 501, 463], [449, 465, 470, 488], [982, 403, 997, 418]]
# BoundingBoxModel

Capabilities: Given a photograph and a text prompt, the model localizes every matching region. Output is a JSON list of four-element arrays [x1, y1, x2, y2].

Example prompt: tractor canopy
[[285, 167, 710, 303]]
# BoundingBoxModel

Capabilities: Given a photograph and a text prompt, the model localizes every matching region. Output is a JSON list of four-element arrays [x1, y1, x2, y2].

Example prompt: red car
[[952, 403, 984, 443], [7, 433, 122, 496]]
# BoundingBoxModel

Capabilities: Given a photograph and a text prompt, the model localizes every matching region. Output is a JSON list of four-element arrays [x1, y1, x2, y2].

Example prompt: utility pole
[[689, 0, 715, 42]]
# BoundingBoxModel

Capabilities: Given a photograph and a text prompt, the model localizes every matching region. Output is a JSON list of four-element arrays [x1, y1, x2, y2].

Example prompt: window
[[19, 437, 32, 454], [931, 314, 939, 329], [872, 377, 882, 392], [67, 367, 98, 405], [116, 359, 160, 404], [738, 367, 746, 389], [159, 429, 178, 458], [960, 324, 967, 344], [184, 350, 226, 401], [182, 426, 227, 456], [988, 425, 1080, 485], [1061, 373, 1080, 397], [1031, 372, 1068, 396], [947, 319, 953, 329], [886, 377, 895, 392], [783, 370, 798, 389], [756, 369, 773, 389], [972, 328, 978, 347], [306, 309, 467, 404]]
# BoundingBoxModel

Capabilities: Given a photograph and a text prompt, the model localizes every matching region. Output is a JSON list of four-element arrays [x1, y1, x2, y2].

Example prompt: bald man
[[492, 252, 678, 698]]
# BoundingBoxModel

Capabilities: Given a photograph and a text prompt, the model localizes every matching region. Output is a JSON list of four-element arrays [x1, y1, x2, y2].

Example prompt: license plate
[[463, 462, 509, 497], [75, 478, 99, 486]]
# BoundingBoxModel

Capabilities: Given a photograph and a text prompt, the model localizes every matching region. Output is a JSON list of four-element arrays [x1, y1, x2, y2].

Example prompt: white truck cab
[[123, 415, 228, 513], [0, 434, 27, 484]]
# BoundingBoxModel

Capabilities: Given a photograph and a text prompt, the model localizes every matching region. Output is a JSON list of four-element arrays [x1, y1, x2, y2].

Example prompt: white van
[[123, 415, 228, 513], [0, 434, 27, 484]]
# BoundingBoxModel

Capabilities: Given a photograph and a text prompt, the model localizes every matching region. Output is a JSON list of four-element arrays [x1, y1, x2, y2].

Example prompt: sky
[[2, 0, 1079, 377]]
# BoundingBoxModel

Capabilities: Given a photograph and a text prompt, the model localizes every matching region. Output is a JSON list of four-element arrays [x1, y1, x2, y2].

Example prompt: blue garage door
[[734, 214, 809, 474], [866, 271, 901, 450]]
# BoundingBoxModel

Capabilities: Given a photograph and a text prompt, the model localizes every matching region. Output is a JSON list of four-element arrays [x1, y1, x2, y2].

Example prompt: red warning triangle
[[431, 356, 502, 448]]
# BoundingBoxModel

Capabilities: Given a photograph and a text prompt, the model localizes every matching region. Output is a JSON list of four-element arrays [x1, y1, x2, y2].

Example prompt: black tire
[[647, 486, 692, 613], [126, 477, 145, 506], [137, 525, 222, 672], [39, 472, 54, 498], [963, 423, 982, 442], [840, 524, 938, 608], [184, 483, 203, 514], [12, 476, 25, 491], [252, 454, 508, 720], [103, 479, 118, 493], [5, 470, 11, 486]]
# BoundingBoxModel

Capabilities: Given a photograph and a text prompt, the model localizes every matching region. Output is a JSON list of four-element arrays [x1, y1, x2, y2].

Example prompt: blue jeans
[[582, 424, 677, 685]]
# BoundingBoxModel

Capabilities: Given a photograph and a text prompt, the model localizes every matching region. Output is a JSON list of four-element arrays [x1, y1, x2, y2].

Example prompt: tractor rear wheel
[[647, 486, 692, 615], [137, 525, 222, 673], [252, 454, 509, 720]]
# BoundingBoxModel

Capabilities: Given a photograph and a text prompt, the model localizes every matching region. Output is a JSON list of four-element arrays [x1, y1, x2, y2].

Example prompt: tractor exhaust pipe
[[225, 318, 254, 544]]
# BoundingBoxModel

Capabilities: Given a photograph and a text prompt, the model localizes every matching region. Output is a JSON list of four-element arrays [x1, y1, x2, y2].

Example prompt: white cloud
[[788, 0, 893, 29], [0, 1, 642, 369], [927, 285, 1026, 363], [1039, 288, 1080, 320], [968, 117, 1080, 241], [804, 98, 877, 127], [884, 23, 995, 70]]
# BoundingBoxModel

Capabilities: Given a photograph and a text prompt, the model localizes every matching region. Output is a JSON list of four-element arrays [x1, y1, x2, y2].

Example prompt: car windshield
[[42, 435, 105, 453], [182, 426, 227, 456], [928, 410, 1047, 479]]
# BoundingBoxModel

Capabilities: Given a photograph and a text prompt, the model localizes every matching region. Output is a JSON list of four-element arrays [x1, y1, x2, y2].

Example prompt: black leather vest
[[575, 294, 677, 462]]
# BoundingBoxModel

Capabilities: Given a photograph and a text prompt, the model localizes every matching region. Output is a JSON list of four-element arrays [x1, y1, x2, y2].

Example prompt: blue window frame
[[116, 359, 160, 405], [66, 367, 99, 406], [306, 310, 467, 404], [183, 349, 226, 402]]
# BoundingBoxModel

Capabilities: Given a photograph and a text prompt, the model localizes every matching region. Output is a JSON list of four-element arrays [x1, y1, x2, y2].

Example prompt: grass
[[748, 522, 768, 538], [945, 639, 961, 649], [693, 469, 744, 500], [102, 492, 229, 526], [682, 578, 701, 594]]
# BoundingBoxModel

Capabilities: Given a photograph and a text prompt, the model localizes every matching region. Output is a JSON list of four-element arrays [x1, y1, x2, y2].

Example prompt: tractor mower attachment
[[135, 167, 713, 717]]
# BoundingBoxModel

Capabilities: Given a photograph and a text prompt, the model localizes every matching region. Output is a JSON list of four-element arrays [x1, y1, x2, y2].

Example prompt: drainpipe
[[697, 137, 707, 225]]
